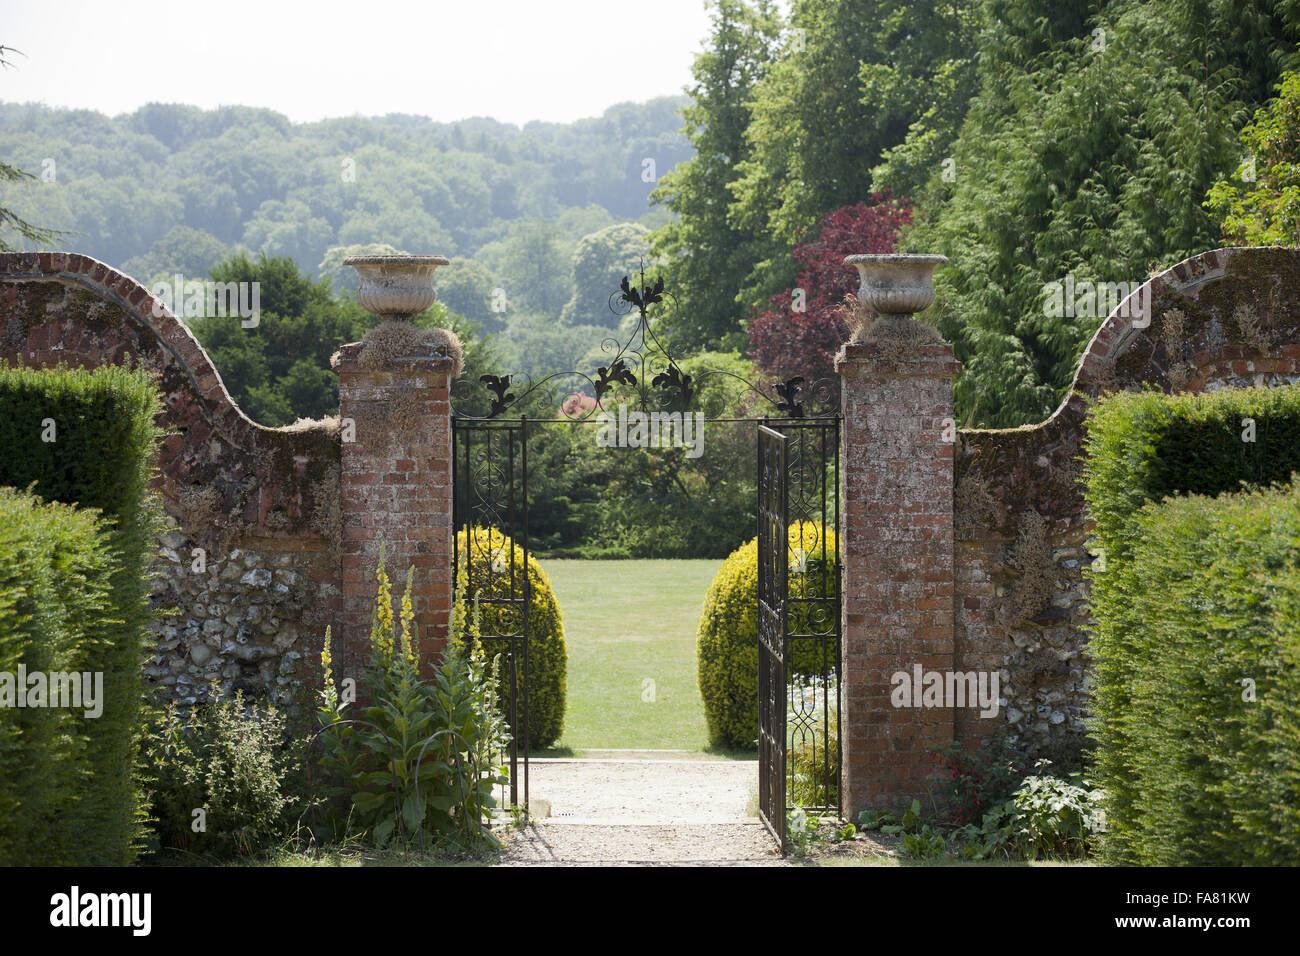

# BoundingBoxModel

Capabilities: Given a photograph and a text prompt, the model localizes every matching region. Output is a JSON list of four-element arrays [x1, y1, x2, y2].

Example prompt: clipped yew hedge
[[456, 527, 567, 749], [0, 488, 118, 865], [1084, 385, 1300, 567], [697, 522, 838, 750], [1083, 385, 1300, 865], [0, 362, 164, 864]]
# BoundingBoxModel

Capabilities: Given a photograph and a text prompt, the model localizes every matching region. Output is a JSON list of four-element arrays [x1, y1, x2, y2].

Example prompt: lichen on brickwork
[[1231, 301, 1276, 353], [953, 473, 996, 540], [176, 485, 227, 548], [308, 471, 342, 562]]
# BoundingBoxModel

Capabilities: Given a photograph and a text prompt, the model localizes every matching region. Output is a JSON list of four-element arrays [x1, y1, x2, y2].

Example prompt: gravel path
[[500, 822, 786, 866], [497, 756, 789, 866], [525, 757, 758, 823]]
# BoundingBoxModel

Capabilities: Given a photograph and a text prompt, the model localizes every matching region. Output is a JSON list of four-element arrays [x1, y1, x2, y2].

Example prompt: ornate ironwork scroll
[[450, 263, 839, 421]]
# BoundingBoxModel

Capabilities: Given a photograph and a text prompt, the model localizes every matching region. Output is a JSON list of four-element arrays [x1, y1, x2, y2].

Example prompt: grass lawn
[[539, 558, 725, 753]]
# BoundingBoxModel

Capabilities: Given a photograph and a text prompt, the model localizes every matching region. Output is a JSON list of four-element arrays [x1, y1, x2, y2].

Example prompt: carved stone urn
[[843, 253, 948, 343], [344, 254, 450, 321]]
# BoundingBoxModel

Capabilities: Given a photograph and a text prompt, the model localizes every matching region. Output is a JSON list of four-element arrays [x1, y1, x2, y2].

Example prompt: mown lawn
[[539, 558, 723, 752]]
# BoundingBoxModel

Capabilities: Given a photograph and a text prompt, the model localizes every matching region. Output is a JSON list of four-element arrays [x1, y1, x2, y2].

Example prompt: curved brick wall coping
[[956, 246, 1300, 531], [1, 251, 270, 449], [981, 247, 1284, 438], [1053, 246, 1234, 426]]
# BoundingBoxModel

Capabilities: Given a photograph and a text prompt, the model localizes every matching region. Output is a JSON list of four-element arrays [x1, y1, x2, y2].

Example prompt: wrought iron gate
[[758, 418, 842, 853], [452, 417, 530, 816], [757, 425, 789, 848], [447, 263, 842, 850]]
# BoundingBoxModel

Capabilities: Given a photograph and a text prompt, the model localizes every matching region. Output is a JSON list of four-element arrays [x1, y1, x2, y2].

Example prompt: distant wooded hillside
[[0, 97, 691, 283]]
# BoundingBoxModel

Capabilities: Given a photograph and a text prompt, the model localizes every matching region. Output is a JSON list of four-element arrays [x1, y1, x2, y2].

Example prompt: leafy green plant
[[898, 825, 947, 860], [143, 682, 297, 858], [952, 801, 1018, 861], [1009, 765, 1106, 859], [865, 798, 921, 835], [857, 809, 898, 831], [786, 805, 819, 856], [315, 548, 509, 853], [950, 766, 1105, 861]]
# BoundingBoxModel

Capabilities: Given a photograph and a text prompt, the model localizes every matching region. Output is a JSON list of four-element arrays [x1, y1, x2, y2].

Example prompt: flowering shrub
[[953, 764, 1105, 861], [456, 527, 568, 748], [928, 739, 1033, 825], [697, 522, 839, 749], [1008, 766, 1106, 859]]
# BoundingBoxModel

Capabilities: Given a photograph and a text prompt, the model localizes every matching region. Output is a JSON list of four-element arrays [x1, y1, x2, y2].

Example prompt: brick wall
[[0, 253, 453, 720], [838, 341, 961, 815], [334, 342, 454, 680]]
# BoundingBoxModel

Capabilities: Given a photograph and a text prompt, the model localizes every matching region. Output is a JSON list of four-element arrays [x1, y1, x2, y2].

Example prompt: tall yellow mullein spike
[[400, 565, 416, 664], [372, 543, 394, 660], [451, 552, 469, 651], [321, 624, 333, 685]]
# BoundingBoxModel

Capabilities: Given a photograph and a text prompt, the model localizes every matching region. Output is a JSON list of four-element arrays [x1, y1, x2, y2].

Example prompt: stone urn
[[345, 254, 450, 321], [843, 253, 947, 343]]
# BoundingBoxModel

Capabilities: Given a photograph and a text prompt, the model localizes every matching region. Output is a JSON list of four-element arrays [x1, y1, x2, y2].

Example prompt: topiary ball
[[696, 522, 838, 750], [456, 527, 568, 749]]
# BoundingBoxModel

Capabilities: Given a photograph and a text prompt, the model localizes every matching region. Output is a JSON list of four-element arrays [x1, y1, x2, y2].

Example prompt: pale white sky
[[1, 0, 722, 125]]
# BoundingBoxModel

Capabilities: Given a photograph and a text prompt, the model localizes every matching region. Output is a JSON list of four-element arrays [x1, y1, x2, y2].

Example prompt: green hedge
[[457, 527, 567, 750], [1090, 481, 1300, 864], [697, 522, 838, 750], [0, 487, 117, 864], [0, 362, 164, 864], [1083, 385, 1300, 865], [1084, 386, 1300, 567]]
